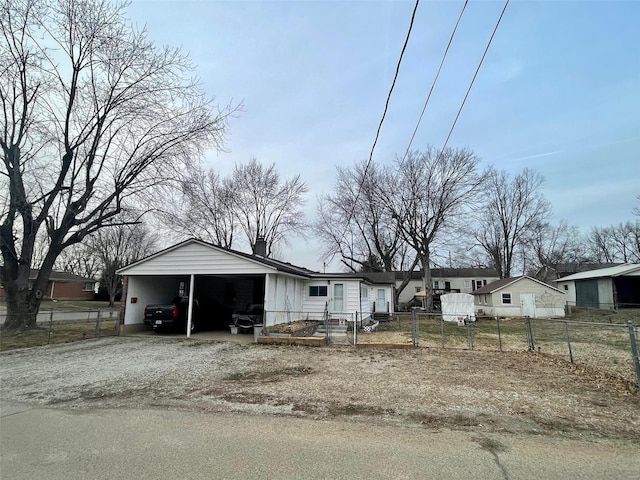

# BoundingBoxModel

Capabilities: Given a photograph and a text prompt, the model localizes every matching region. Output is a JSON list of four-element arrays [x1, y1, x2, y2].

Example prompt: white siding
[[475, 278, 565, 318], [397, 279, 424, 304], [264, 273, 306, 326], [120, 241, 276, 276]]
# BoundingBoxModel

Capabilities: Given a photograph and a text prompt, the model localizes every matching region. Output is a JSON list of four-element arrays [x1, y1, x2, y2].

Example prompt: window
[[309, 285, 327, 297], [501, 293, 512, 304], [434, 280, 440, 289], [464, 280, 470, 288], [563, 284, 568, 291], [82, 282, 95, 292], [361, 286, 368, 298], [415, 287, 422, 293], [444, 281, 451, 291]]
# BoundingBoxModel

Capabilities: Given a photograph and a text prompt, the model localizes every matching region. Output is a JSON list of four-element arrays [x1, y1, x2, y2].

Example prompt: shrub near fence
[[0, 309, 119, 351]]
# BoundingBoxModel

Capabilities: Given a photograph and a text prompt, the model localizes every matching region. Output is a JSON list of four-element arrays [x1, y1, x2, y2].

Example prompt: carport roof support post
[[187, 274, 195, 338]]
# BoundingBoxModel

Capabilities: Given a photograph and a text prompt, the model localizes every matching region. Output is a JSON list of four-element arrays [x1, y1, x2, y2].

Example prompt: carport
[[116, 239, 311, 337]]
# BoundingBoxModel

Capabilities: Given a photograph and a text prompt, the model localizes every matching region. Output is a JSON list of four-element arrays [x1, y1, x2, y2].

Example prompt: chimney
[[253, 236, 267, 257]]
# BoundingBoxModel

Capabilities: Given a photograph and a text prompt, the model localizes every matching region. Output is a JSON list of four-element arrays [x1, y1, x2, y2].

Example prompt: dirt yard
[[1, 336, 638, 444]]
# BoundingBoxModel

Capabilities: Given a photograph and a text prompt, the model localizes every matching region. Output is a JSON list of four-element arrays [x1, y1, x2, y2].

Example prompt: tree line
[[2, 0, 637, 329]]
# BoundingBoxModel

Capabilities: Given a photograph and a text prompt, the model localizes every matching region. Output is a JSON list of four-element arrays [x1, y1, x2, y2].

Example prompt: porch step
[[373, 312, 392, 322], [315, 325, 348, 334]]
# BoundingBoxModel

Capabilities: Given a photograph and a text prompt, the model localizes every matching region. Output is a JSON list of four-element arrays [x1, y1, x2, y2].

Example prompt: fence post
[[440, 315, 445, 349], [47, 311, 54, 345], [524, 316, 535, 351], [354, 312, 358, 346], [411, 309, 419, 347], [496, 317, 503, 352], [467, 322, 475, 350], [628, 321, 640, 387], [94, 309, 102, 338], [564, 321, 574, 364]]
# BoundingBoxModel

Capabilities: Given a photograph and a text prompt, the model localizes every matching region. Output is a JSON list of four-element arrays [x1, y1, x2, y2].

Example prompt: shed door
[[333, 284, 344, 313], [520, 293, 536, 318], [576, 279, 598, 308]]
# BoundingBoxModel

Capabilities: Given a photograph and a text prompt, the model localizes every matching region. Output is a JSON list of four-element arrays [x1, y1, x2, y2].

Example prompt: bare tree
[[54, 241, 101, 279], [474, 167, 551, 278], [316, 160, 411, 273], [157, 166, 237, 248], [380, 147, 484, 310], [0, 0, 234, 329], [230, 158, 308, 257], [89, 222, 156, 306], [586, 222, 640, 263], [526, 220, 586, 281]]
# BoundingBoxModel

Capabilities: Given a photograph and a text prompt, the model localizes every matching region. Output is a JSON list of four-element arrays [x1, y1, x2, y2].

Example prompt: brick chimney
[[253, 236, 267, 257]]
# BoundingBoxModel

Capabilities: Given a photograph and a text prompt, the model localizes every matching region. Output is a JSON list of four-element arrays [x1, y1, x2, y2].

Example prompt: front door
[[377, 289, 386, 312], [520, 293, 536, 318], [333, 283, 344, 313]]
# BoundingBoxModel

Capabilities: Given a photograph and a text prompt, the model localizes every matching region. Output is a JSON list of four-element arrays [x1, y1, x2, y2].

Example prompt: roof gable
[[472, 276, 563, 294], [117, 239, 313, 277]]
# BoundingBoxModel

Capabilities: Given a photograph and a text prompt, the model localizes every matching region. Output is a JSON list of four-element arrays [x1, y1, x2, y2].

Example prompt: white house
[[395, 268, 500, 306], [116, 239, 395, 336], [471, 276, 565, 318], [555, 264, 640, 310]]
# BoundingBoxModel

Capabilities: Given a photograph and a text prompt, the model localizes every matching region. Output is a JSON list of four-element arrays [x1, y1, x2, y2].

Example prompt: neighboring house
[[555, 264, 640, 310], [471, 276, 565, 318], [395, 268, 500, 306], [116, 239, 396, 336], [0, 269, 96, 301]]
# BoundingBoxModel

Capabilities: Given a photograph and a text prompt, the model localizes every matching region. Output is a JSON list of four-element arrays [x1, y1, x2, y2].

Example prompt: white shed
[[471, 276, 565, 318]]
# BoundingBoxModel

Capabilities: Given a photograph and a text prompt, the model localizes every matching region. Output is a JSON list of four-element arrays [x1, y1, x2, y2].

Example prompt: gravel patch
[[1, 337, 638, 443]]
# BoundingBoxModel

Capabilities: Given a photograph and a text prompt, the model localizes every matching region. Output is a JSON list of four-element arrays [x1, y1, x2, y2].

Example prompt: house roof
[[117, 238, 395, 285], [336, 271, 397, 285], [472, 276, 563, 295], [117, 238, 317, 277], [0, 267, 96, 283], [555, 264, 640, 282], [394, 268, 499, 281]]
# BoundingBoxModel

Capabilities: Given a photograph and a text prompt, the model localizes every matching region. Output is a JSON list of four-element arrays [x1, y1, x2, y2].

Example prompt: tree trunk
[[421, 253, 433, 311], [1, 267, 41, 330]]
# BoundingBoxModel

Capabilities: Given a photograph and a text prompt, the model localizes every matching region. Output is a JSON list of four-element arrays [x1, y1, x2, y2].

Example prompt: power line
[[368, 0, 421, 165], [401, 0, 469, 163], [438, 0, 510, 156], [326, 0, 420, 269]]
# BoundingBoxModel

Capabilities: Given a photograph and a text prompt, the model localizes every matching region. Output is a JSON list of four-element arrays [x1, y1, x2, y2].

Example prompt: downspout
[[50, 281, 55, 300]]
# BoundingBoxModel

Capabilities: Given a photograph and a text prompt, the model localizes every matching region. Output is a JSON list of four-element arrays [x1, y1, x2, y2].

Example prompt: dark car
[[144, 297, 200, 334]]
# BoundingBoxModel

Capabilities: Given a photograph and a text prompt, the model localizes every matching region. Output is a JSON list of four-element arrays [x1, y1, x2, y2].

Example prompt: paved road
[[1, 403, 638, 480]]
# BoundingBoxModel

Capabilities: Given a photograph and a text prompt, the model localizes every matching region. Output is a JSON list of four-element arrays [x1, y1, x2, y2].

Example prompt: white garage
[[117, 239, 395, 336]]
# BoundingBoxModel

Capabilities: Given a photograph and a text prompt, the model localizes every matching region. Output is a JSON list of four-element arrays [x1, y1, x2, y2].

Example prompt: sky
[[127, 0, 640, 271]]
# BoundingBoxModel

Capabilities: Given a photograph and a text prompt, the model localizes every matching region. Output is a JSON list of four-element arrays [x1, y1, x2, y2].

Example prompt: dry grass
[[0, 319, 118, 351]]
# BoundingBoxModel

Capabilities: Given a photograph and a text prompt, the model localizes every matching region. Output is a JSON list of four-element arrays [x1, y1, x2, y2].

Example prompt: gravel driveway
[[1, 336, 638, 443]]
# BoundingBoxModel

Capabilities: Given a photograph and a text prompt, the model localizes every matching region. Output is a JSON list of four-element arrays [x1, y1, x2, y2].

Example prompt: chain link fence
[[355, 310, 640, 387], [0, 309, 120, 351]]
